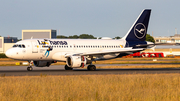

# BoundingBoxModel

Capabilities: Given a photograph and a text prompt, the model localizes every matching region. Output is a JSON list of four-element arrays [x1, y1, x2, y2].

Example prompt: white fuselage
[[6, 38, 126, 61]]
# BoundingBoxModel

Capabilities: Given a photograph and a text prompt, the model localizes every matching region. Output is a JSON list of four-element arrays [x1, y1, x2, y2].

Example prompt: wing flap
[[135, 43, 177, 48]]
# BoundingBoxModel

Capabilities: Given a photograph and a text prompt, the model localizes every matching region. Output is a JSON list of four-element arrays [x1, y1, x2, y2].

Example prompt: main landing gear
[[27, 61, 33, 71], [64, 65, 73, 70], [87, 65, 96, 71], [64, 65, 96, 71]]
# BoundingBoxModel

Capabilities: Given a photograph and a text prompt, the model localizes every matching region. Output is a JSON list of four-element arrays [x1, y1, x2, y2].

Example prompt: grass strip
[[0, 74, 179, 101], [1, 58, 180, 66], [97, 65, 180, 69]]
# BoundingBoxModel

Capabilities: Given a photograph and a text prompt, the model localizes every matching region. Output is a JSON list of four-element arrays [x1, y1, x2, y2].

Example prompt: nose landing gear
[[27, 66, 33, 71], [27, 61, 33, 71]]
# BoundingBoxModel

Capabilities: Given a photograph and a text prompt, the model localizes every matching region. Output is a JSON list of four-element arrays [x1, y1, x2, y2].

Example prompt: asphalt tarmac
[[0, 64, 180, 76]]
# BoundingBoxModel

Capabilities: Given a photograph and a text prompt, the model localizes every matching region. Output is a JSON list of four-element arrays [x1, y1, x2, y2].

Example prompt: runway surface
[[0, 64, 180, 76]]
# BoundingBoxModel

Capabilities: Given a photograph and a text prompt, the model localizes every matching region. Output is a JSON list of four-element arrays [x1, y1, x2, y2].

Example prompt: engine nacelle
[[66, 56, 87, 68], [33, 61, 52, 67]]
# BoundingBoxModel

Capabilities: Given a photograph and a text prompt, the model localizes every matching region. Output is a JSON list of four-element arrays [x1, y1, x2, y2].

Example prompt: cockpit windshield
[[13, 44, 26, 48], [22, 45, 25, 48]]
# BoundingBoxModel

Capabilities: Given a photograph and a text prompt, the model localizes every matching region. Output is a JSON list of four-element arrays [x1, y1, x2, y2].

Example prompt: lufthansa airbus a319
[[5, 9, 154, 71]]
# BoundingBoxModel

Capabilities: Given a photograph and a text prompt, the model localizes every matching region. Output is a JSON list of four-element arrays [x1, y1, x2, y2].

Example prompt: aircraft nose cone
[[5, 49, 13, 58]]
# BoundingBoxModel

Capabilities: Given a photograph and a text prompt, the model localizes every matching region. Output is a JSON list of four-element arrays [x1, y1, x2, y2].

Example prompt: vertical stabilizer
[[122, 9, 151, 42]]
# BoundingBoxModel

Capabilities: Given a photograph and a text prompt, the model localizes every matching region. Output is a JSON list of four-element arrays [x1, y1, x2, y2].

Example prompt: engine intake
[[66, 56, 86, 68]]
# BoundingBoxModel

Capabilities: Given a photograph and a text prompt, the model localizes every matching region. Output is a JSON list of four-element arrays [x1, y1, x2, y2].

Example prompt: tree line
[[57, 34, 121, 39], [57, 34, 155, 43], [57, 34, 97, 39], [1, 34, 154, 43]]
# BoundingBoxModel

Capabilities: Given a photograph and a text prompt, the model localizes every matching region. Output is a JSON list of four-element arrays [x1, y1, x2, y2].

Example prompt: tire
[[65, 65, 73, 70], [27, 66, 33, 71], [87, 65, 96, 71]]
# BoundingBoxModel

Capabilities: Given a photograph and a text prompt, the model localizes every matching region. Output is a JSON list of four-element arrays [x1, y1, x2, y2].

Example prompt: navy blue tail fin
[[122, 9, 151, 42]]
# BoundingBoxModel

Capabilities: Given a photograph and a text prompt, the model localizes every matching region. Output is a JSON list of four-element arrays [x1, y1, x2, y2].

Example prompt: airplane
[[5, 9, 153, 71]]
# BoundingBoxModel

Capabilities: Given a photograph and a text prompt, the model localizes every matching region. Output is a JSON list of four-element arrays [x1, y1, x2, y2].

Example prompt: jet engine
[[66, 56, 87, 68], [33, 61, 52, 67]]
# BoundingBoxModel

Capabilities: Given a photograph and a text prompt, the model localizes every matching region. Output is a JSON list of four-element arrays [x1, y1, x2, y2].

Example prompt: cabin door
[[31, 41, 38, 53]]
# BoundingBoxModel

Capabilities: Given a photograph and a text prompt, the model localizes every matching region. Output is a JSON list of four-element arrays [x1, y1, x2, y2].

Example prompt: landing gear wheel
[[87, 65, 96, 71], [65, 65, 73, 70], [27, 66, 33, 71]]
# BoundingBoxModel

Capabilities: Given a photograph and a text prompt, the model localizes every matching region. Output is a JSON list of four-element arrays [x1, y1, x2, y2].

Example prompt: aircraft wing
[[65, 47, 144, 57], [134, 43, 177, 48]]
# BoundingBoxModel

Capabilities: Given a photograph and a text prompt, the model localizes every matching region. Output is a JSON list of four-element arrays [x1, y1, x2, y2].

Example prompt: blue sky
[[0, 0, 180, 39]]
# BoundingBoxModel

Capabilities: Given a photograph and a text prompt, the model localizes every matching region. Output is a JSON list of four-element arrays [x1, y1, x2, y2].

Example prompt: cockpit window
[[13, 44, 26, 48], [18, 45, 22, 48], [13, 45, 18, 47], [22, 45, 25, 48]]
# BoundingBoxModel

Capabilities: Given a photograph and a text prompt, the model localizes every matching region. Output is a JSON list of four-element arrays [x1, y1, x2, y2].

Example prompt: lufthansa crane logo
[[134, 23, 146, 39]]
